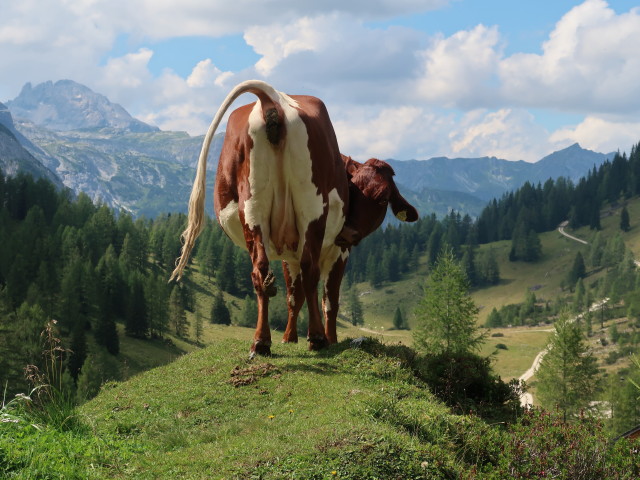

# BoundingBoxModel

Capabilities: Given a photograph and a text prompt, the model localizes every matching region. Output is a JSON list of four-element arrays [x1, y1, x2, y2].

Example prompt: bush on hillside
[[414, 352, 523, 422]]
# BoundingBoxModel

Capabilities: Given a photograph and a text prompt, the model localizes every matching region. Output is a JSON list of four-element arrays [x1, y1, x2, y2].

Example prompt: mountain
[[387, 144, 615, 203], [0, 102, 62, 185], [7, 80, 158, 133], [4, 79, 616, 219], [530, 142, 612, 183], [11, 119, 224, 217], [6, 80, 225, 217]]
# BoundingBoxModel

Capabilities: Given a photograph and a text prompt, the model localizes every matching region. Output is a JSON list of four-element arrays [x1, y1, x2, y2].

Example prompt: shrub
[[495, 343, 508, 350], [493, 408, 639, 479], [414, 352, 523, 422]]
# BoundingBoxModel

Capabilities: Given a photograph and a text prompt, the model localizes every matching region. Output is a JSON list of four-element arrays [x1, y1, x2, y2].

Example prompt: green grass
[[5, 337, 635, 479], [81, 339, 502, 479]]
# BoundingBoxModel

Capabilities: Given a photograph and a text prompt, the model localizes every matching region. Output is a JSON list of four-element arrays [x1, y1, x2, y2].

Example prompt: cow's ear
[[391, 193, 419, 222]]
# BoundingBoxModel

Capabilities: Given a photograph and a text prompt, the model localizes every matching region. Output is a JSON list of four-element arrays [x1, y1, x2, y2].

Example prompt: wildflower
[[331, 471, 337, 476], [289, 409, 294, 414], [268, 415, 275, 420]]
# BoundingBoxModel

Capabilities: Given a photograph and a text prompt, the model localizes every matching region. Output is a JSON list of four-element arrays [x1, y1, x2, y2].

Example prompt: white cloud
[[415, 25, 503, 108], [2, 0, 640, 163], [243, 14, 424, 106], [449, 109, 556, 162], [333, 106, 438, 160], [499, 0, 640, 113], [550, 116, 640, 154], [245, 17, 325, 76]]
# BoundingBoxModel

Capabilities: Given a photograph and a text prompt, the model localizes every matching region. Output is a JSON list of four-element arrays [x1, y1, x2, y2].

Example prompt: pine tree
[[211, 290, 231, 325], [567, 251, 587, 289], [168, 285, 188, 336], [218, 241, 236, 293], [413, 247, 484, 355], [347, 287, 364, 326], [392, 306, 407, 330], [620, 206, 631, 232], [573, 278, 586, 314], [194, 308, 204, 345], [124, 275, 148, 338], [485, 307, 502, 328], [536, 313, 600, 422], [76, 348, 121, 402], [94, 309, 120, 355]]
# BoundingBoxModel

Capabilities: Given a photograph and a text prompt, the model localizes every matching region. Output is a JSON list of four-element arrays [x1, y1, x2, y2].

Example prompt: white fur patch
[[218, 200, 246, 250], [244, 92, 327, 263]]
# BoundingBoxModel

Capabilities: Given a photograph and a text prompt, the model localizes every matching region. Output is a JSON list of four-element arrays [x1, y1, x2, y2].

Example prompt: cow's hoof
[[250, 341, 272, 358], [308, 335, 329, 351], [263, 271, 277, 298], [282, 333, 298, 343]]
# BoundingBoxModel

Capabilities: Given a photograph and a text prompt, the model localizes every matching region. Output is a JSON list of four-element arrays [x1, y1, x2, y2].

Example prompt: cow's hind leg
[[282, 262, 304, 343], [244, 224, 274, 358], [323, 254, 348, 344], [300, 250, 329, 351]]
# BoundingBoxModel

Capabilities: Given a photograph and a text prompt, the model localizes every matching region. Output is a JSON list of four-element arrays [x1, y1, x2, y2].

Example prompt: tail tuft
[[265, 107, 282, 145]]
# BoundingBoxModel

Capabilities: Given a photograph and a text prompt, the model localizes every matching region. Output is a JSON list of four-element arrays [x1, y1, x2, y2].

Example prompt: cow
[[171, 80, 418, 356]]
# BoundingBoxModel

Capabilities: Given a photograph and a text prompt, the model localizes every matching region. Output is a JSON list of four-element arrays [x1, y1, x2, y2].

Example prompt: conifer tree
[[567, 251, 587, 289], [194, 308, 204, 345], [348, 287, 364, 326], [536, 313, 600, 422], [485, 307, 502, 328], [211, 290, 231, 325], [168, 284, 188, 336], [413, 247, 484, 355], [392, 306, 408, 330], [620, 205, 631, 232], [125, 275, 148, 338]]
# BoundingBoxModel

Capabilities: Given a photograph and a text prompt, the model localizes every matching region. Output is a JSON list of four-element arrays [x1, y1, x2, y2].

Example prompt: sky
[[1, 0, 640, 162]]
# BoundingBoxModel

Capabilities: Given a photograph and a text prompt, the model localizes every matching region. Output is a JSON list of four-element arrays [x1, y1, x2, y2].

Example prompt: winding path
[[558, 220, 588, 245]]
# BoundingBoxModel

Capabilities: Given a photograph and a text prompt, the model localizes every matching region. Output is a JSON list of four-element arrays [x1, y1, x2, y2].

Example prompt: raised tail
[[170, 80, 284, 281]]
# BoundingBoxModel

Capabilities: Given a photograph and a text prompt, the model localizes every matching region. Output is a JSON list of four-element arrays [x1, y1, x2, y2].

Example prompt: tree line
[[477, 142, 640, 246]]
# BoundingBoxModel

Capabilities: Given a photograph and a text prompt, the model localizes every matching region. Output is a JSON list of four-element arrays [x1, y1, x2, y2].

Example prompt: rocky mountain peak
[[7, 80, 158, 133]]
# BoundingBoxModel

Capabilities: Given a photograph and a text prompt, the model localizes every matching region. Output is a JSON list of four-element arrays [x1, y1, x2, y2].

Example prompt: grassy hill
[[4, 337, 635, 479]]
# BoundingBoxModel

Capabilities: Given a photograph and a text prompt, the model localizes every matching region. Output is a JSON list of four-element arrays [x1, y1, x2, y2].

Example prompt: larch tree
[[413, 247, 484, 355], [536, 313, 600, 422]]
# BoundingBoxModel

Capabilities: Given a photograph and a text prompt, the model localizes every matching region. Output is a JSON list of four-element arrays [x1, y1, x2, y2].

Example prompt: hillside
[[3, 337, 634, 479]]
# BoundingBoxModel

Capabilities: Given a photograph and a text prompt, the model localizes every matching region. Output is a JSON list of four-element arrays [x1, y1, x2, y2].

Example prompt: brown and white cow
[[171, 80, 417, 356]]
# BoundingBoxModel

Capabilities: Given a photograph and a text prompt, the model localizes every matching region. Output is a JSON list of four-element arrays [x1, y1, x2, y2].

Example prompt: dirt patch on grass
[[229, 363, 279, 387]]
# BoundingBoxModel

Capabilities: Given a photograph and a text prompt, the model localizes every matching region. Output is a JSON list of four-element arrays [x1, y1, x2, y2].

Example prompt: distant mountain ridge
[[1, 79, 616, 218], [387, 143, 614, 204]]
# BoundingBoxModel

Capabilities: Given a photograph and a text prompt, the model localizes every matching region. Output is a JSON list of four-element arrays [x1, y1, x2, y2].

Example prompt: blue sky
[[2, 0, 639, 162]]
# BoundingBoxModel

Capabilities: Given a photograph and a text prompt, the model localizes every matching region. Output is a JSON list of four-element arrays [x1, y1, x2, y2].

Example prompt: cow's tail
[[170, 80, 283, 282]]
